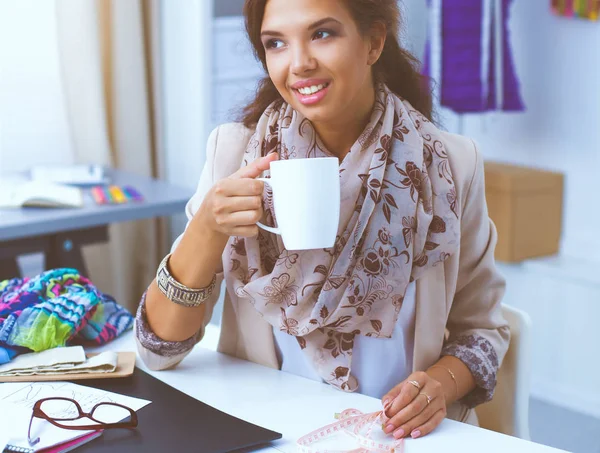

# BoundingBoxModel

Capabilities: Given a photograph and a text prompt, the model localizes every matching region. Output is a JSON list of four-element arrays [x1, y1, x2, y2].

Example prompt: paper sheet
[[0, 403, 18, 451], [0, 381, 151, 451], [0, 401, 32, 452], [0, 346, 118, 376], [30, 164, 108, 185]]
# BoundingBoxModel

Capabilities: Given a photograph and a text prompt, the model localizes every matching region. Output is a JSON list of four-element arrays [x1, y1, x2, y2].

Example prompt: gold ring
[[408, 380, 420, 390], [419, 392, 433, 405]]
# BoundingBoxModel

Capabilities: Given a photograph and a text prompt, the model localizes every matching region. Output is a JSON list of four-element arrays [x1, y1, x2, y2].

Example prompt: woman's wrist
[[425, 367, 453, 406], [169, 216, 228, 288], [426, 356, 477, 406], [426, 365, 457, 405]]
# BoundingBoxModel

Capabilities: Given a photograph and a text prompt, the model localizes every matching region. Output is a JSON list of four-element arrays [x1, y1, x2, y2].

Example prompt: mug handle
[[256, 178, 281, 235]]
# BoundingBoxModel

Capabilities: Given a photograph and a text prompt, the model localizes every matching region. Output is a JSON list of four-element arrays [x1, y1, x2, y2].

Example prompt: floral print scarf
[[224, 85, 459, 392]]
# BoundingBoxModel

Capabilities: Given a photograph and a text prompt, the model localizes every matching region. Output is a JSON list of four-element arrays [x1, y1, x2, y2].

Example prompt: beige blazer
[[136, 122, 510, 424]]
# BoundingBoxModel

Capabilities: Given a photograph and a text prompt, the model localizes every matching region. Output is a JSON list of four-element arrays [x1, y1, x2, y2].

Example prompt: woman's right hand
[[198, 153, 278, 238]]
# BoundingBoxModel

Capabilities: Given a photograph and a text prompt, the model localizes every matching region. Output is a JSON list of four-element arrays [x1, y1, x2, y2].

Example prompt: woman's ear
[[367, 22, 387, 66]]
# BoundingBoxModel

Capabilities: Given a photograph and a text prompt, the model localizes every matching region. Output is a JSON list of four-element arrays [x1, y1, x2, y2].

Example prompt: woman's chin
[[295, 105, 338, 125]]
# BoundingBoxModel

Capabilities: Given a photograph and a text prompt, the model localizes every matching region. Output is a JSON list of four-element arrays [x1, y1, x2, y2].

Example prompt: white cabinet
[[212, 16, 263, 130]]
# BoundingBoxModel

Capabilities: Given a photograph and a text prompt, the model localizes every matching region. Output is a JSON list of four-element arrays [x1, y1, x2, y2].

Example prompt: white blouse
[[272, 281, 417, 399]]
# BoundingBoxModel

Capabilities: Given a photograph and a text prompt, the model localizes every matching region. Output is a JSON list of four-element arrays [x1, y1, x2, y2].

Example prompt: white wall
[[161, 0, 213, 189], [448, 2, 600, 261], [400, 0, 429, 57], [0, 0, 73, 174], [402, 0, 600, 418], [161, 0, 214, 235]]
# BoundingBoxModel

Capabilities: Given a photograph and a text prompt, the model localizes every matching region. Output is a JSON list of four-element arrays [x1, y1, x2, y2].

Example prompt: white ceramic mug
[[256, 157, 340, 250]]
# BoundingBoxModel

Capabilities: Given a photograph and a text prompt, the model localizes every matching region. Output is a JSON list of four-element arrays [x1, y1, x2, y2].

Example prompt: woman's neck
[[313, 84, 375, 161]]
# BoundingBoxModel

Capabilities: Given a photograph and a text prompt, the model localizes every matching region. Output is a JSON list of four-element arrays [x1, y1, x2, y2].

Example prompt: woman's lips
[[292, 82, 331, 106]]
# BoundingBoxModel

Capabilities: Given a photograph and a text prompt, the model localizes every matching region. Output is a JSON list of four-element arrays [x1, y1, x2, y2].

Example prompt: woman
[[136, 0, 510, 441]]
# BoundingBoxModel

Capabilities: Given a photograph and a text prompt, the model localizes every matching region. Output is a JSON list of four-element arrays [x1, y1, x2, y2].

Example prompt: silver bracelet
[[156, 254, 216, 308]]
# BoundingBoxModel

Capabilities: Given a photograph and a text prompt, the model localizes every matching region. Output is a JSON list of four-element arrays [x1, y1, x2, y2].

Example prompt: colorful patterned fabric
[[552, 0, 600, 20], [0, 268, 133, 364]]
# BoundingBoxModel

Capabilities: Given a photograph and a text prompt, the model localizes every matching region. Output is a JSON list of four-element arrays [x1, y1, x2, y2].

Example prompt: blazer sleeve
[[135, 125, 226, 371], [441, 139, 511, 408]]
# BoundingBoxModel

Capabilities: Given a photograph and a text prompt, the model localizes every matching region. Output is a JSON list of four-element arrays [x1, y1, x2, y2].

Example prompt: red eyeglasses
[[28, 397, 138, 447]]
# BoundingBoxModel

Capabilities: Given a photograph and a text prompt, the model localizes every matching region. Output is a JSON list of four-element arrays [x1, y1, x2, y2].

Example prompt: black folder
[[72, 368, 282, 453]]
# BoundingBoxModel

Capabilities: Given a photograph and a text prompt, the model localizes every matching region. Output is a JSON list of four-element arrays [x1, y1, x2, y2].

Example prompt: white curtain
[[54, 0, 166, 311], [0, 0, 73, 174]]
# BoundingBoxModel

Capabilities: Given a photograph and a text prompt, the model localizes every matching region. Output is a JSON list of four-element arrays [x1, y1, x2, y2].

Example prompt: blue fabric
[[0, 346, 18, 365]]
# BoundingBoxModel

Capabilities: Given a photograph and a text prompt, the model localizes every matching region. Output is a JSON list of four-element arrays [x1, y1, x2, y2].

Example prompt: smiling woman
[[242, 0, 432, 158], [137, 0, 510, 445]]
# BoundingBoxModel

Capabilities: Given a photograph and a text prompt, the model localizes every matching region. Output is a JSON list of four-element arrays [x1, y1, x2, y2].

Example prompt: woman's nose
[[290, 44, 317, 75]]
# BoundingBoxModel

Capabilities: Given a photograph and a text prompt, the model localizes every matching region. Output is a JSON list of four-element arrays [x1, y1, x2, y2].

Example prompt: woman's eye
[[265, 39, 284, 50], [313, 30, 333, 40]]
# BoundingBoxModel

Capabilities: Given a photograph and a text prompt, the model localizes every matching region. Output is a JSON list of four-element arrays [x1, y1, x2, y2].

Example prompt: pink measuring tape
[[296, 401, 404, 452]]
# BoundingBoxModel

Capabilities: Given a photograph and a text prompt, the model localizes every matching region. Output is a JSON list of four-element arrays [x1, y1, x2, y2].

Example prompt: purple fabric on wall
[[487, 0, 525, 111], [423, 0, 525, 114], [441, 1, 485, 112]]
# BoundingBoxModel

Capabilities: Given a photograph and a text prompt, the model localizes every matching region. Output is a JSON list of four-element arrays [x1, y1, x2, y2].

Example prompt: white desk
[[89, 331, 566, 453]]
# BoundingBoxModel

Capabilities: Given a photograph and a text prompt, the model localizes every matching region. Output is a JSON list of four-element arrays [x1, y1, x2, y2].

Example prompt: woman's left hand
[[381, 371, 447, 440]]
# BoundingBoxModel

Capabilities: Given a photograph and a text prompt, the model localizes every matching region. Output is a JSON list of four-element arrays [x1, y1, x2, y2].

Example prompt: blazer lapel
[[237, 298, 280, 369]]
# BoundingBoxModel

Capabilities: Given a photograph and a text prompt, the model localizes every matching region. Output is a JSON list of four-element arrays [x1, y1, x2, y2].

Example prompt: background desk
[[89, 332, 567, 453], [0, 170, 192, 280]]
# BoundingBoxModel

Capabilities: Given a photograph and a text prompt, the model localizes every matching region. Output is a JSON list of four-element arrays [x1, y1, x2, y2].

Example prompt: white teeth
[[298, 83, 326, 95]]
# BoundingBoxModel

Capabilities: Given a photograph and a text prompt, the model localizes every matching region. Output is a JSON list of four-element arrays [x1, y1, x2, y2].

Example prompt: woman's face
[[260, 0, 381, 128]]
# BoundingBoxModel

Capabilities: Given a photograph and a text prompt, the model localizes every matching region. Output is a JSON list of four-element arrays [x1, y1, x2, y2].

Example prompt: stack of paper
[[0, 346, 117, 377]]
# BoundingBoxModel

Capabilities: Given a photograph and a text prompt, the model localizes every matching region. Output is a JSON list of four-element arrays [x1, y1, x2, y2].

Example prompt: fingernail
[[411, 430, 421, 439], [384, 424, 395, 434], [382, 398, 390, 407], [393, 428, 405, 439]]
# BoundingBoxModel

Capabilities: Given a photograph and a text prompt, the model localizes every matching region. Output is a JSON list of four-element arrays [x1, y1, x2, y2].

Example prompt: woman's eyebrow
[[261, 17, 342, 38], [307, 17, 342, 30]]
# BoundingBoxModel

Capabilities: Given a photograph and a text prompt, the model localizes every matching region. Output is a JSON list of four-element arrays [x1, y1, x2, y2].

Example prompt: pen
[[123, 186, 144, 202], [109, 186, 127, 203]]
